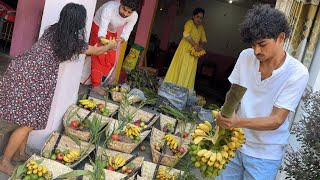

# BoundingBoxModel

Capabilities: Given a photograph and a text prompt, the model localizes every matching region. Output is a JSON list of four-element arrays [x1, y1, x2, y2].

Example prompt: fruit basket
[[95, 146, 144, 178], [150, 128, 191, 167], [63, 104, 117, 141], [41, 132, 95, 168], [136, 161, 183, 180], [118, 105, 159, 128], [83, 163, 131, 180], [9, 154, 73, 180], [88, 96, 119, 116], [106, 120, 152, 154]]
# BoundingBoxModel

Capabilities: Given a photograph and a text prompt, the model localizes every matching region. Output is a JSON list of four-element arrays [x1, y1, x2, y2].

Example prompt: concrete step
[[0, 119, 18, 155]]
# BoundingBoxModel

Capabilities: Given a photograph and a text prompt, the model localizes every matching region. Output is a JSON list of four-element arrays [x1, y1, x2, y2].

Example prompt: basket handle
[[51, 128, 65, 155], [152, 140, 168, 180], [144, 114, 157, 125]]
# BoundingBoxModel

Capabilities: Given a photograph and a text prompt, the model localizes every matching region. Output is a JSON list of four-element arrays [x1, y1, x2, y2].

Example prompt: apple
[[112, 134, 119, 141], [183, 132, 188, 138], [50, 154, 57, 160], [70, 121, 78, 128], [134, 121, 141, 127], [140, 122, 145, 128], [56, 153, 64, 161], [178, 147, 185, 154], [125, 168, 132, 174], [97, 103, 104, 109], [54, 149, 61, 154], [106, 166, 114, 171], [140, 145, 146, 151]]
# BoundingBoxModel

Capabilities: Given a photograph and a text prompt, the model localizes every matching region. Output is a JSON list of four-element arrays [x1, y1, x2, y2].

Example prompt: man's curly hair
[[121, 0, 138, 11], [240, 4, 291, 44]]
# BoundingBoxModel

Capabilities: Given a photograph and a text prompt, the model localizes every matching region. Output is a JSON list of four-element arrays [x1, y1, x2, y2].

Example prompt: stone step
[[0, 119, 18, 155]]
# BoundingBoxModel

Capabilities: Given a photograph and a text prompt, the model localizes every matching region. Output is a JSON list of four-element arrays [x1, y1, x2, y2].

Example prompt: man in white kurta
[[89, 0, 138, 95]]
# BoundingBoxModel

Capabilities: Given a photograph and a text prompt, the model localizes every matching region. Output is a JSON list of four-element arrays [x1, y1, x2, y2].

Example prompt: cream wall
[[27, 0, 97, 150], [152, 0, 249, 57]]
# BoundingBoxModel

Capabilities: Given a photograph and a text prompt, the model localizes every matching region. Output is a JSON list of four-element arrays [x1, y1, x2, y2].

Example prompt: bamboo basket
[[159, 113, 196, 136], [119, 105, 158, 126], [138, 161, 184, 180], [63, 104, 117, 141], [83, 163, 136, 180], [88, 96, 119, 116], [105, 120, 151, 153], [150, 128, 191, 167], [41, 132, 95, 168], [9, 154, 74, 180]]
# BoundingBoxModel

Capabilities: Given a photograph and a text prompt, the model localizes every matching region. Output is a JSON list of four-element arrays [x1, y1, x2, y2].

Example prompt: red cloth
[[0, 1, 15, 22], [89, 22, 117, 87]]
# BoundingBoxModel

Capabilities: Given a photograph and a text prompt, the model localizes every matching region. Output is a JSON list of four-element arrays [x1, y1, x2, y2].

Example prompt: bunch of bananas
[[79, 99, 96, 110], [189, 47, 206, 57], [25, 160, 51, 179], [156, 167, 177, 180], [188, 119, 246, 178], [191, 121, 212, 144], [63, 150, 81, 163], [108, 156, 126, 170], [125, 125, 141, 137], [196, 96, 206, 106], [163, 134, 178, 150], [100, 37, 116, 45]]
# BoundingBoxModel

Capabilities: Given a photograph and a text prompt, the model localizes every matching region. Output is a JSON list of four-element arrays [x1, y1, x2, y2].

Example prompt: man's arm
[[98, 7, 112, 41], [216, 107, 289, 131]]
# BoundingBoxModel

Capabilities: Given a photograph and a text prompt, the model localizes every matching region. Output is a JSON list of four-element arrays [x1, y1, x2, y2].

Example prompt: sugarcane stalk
[[212, 84, 247, 144]]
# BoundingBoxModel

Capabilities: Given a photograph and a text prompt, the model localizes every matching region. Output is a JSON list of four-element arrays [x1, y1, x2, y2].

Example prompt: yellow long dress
[[164, 20, 207, 93]]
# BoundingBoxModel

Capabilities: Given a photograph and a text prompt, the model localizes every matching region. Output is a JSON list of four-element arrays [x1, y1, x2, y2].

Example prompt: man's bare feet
[[0, 158, 14, 176], [12, 153, 31, 162], [92, 86, 107, 96]]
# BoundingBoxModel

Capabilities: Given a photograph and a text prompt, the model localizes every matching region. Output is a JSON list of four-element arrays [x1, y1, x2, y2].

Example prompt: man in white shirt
[[89, 0, 138, 95], [216, 4, 309, 180]]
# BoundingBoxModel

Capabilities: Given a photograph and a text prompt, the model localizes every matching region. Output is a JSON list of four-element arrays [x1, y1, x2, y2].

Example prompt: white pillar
[[27, 0, 97, 150]]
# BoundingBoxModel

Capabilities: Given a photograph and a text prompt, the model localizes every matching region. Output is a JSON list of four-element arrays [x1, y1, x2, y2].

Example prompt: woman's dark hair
[[48, 3, 87, 62], [193, 8, 205, 16], [121, 0, 138, 11], [240, 4, 291, 44]]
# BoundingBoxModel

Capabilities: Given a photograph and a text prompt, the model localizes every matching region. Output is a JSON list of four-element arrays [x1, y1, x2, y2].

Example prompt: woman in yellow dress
[[164, 8, 207, 93]]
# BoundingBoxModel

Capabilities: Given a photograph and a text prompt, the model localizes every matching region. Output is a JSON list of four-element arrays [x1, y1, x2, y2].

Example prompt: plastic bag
[[128, 88, 146, 103], [187, 91, 198, 106], [198, 107, 215, 122], [158, 82, 189, 110]]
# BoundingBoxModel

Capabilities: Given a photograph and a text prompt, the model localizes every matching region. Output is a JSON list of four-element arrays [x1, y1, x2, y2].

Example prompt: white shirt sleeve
[[120, 12, 138, 41], [274, 72, 309, 112], [98, 7, 112, 38]]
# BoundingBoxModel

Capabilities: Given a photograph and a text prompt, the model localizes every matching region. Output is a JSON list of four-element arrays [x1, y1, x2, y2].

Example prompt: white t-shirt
[[229, 48, 309, 160], [93, 1, 138, 41]]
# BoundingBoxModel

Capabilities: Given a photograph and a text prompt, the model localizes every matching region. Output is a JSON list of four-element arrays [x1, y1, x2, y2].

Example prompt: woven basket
[[159, 113, 196, 135], [105, 120, 151, 153], [9, 154, 74, 180], [118, 106, 158, 126], [63, 104, 117, 141], [89, 96, 119, 116], [41, 132, 95, 168], [150, 128, 191, 167], [140, 161, 183, 180], [83, 163, 136, 180]]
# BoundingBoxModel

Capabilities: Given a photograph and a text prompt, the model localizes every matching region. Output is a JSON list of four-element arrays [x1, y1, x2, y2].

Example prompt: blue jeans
[[215, 150, 282, 180]]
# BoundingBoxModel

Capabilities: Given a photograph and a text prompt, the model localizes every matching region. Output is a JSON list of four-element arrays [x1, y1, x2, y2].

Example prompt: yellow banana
[[204, 121, 212, 131], [198, 124, 210, 133], [42, 166, 47, 173], [221, 150, 229, 159], [194, 129, 207, 136], [197, 149, 207, 157], [210, 152, 217, 162], [207, 160, 215, 166], [216, 152, 222, 162], [193, 136, 205, 144], [201, 157, 208, 163], [203, 150, 213, 159]]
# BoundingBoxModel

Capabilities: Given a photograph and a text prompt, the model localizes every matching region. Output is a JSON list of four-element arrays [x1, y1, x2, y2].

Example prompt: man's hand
[[216, 112, 240, 129]]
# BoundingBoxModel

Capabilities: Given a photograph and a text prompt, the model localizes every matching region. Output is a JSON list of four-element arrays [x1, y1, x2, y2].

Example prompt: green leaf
[[57, 170, 92, 178], [65, 131, 81, 147]]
